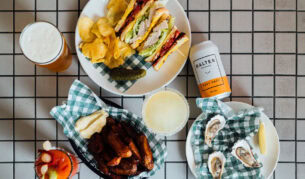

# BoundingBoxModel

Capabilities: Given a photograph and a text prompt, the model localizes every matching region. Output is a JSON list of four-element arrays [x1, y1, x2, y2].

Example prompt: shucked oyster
[[205, 115, 226, 147], [231, 140, 261, 168], [208, 151, 226, 179]]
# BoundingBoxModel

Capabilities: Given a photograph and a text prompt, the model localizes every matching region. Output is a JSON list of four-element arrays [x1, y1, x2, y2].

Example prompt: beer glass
[[19, 21, 72, 72]]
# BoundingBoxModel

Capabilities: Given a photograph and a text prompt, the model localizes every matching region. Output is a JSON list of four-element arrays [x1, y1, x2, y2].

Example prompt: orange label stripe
[[198, 76, 231, 98]]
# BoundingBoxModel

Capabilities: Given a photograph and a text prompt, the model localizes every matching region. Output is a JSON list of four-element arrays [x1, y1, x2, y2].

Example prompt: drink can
[[189, 40, 231, 99]]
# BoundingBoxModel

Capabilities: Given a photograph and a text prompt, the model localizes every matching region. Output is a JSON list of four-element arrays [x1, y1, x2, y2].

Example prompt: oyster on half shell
[[208, 151, 226, 179], [231, 139, 261, 168], [204, 114, 226, 147]]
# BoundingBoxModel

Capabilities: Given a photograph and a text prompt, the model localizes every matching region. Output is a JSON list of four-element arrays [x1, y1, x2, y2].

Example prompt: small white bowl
[[142, 88, 190, 136]]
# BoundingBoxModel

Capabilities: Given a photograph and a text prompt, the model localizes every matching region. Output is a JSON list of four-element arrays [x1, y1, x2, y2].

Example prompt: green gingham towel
[[50, 80, 166, 178], [90, 54, 151, 92], [191, 98, 263, 178]]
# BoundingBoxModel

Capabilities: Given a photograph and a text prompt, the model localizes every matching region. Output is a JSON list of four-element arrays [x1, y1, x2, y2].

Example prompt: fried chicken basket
[[50, 80, 167, 178]]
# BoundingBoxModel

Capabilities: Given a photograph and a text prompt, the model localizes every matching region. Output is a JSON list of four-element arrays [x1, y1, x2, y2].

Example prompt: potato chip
[[117, 39, 135, 58], [78, 8, 134, 69], [91, 23, 102, 38], [78, 16, 96, 42], [80, 38, 108, 60], [104, 56, 125, 69], [113, 38, 121, 59], [106, 0, 129, 26], [96, 17, 114, 37], [91, 58, 105, 64]]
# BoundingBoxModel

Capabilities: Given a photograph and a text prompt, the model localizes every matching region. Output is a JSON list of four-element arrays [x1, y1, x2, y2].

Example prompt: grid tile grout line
[[55, 0, 59, 151], [185, 0, 190, 178], [12, 0, 15, 178], [229, 0, 233, 102], [295, 0, 298, 177], [251, 0, 254, 106], [3, 9, 305, 12], [273, 0, 276, 178], [34, 0, 37, 178], [0, 0, 303, 178]]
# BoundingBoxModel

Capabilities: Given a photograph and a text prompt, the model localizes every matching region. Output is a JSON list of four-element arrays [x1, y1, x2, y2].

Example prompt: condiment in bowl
[[142, 88, 189, 136]]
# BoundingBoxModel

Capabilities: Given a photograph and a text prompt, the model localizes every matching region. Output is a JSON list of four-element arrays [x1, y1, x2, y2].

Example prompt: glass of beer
[[19, 21, 72, 72]]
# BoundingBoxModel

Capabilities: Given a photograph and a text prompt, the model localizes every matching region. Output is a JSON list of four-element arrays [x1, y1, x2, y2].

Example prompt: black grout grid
[[0, 0, 305, 178]]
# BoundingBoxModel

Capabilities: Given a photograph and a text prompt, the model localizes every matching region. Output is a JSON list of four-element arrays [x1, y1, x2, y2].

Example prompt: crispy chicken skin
[[88, 133, 103, 154], [110, 122, 142, 162], [137, 134, 154, 170], [98, 144, 122, 167], [106, 117, 117, 126], [121, 123, 139, 139], [127, 138, 141, 162], [107, 130, 132, 158], [110, 159, 138, 176], [98, 159, 110, 175], [107, 156, 122, 167]]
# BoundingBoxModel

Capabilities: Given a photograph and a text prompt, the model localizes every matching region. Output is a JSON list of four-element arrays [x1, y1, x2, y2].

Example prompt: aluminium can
[[189, 40, 231, 99]]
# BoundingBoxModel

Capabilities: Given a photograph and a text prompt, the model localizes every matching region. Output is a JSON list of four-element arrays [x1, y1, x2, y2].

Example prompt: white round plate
[[186, 101, 280, 179], [75, 0, 191, 96]]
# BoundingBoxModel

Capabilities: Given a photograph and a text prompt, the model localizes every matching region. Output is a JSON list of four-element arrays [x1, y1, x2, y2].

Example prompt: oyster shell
[[204, 114, 226, 147], [208, 151, 226, 179], [231, 139, 261, 168]]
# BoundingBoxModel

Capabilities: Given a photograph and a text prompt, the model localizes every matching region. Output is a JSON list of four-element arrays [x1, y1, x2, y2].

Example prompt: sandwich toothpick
[[177, 49, 186, 58]]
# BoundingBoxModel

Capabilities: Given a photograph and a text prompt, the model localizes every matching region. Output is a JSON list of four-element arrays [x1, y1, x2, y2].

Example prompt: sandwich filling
[[153, 31, 186, 65], [125, 6, 156, 44], [118, 0, 151, 35], [139, 17, 174, 57]]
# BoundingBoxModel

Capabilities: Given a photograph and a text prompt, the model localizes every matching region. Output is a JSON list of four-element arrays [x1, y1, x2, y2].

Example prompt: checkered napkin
[[50, 79, 166, 178], [90, 54, 151, 92], [191, 98, 263, 179]]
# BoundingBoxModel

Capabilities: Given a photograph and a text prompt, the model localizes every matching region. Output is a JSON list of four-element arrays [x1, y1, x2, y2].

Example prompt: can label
[[192, 53, 231, 98]]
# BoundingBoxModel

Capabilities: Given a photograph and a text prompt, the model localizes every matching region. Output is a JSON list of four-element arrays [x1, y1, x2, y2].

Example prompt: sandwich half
[[115, 0, 169, 49], [138, 15, 188, 71], [152, 28, 188, 71]]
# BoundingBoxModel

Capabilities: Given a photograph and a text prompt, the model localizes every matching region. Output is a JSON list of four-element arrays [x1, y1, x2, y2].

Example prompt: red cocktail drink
[[35, 149, 78, 179]]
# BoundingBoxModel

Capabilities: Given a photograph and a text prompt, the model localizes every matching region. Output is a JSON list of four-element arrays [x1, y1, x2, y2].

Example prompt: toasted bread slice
[[114, 0, 137, 32], [153, 33, 189, 71], [119, 0, 154, 40]]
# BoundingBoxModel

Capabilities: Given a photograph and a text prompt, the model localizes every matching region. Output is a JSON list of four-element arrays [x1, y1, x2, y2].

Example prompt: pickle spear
[[110, 68, 146, 81]]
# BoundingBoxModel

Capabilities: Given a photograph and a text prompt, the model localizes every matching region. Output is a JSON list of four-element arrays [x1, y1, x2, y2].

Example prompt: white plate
[[75, 0, 191, 96], [186, 101, 280, 179]]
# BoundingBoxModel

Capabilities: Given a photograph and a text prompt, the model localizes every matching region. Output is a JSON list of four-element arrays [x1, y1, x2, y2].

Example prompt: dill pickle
[[110, 68, 146, 81]]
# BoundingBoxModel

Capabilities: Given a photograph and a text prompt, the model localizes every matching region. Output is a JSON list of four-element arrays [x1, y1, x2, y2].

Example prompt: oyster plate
[[186, 101, 280, 179]]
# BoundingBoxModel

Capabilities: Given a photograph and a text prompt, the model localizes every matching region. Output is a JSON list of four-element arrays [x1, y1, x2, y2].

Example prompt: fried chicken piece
[[106, 117, 117, 126], [112, 123, 142, 162], [107, 130, 132, 158], [98, 158, 110, 176], [134, 165, 145, 176], [109, 173, 125, 179], [88, 133, 103, 154], [126, 138, 141, 161], [137, 134, 154, 171], [98, 142, 122, 167], [121, 123, 138, 139], [110, 159, 138, 176], [107, 156, 122, 167]]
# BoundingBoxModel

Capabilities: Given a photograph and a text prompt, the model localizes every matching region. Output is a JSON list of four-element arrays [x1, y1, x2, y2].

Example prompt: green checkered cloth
[[50, 80, 166, 178], [191, 98, 264, 178], [88, 54, 151, 92]]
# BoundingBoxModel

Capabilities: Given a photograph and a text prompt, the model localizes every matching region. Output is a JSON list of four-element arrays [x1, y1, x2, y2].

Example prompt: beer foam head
[[20, 22, 63, 64]]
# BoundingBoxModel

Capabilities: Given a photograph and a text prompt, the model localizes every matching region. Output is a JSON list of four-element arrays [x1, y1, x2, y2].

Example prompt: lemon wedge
[[258, 122, 266, 155]]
